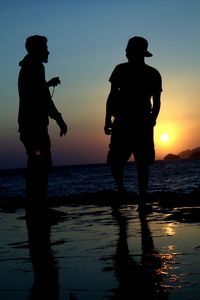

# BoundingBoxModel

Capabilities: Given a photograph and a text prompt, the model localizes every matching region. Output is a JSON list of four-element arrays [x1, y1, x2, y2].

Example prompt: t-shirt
[[109, 62, 162, 121]]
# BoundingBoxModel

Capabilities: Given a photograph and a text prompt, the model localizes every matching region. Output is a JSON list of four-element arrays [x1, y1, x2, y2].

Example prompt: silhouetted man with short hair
[[104, 36, 162, 208], [18, 35, 67, 213]]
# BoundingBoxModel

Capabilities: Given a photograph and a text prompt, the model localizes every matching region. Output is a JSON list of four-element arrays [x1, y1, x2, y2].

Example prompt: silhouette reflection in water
[[26, 208, 59, 300], [111, 208, 168, 300]]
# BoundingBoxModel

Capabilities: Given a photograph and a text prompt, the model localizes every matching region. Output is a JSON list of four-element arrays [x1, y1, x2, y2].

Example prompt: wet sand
[[0, 190, 200, 300]]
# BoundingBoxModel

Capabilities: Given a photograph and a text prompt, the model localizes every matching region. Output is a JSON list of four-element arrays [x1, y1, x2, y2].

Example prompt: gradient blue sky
[[0, 0, 200, 169]]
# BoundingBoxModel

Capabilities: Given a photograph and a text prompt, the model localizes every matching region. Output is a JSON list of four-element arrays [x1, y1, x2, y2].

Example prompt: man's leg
[[137, 162, 149, 199], [110, 162, 125, 192], [107, 130, 130, 192], [26, 153, 50, 212], [134, 123, 154, 209], [25, 152, 58, 299], [21, 133, 52, 214]]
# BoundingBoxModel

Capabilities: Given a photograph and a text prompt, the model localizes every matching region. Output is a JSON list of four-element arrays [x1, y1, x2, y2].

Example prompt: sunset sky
[[0, 0, 200, 169]]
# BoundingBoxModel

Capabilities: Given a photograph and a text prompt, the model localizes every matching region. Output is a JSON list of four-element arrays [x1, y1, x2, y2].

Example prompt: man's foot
[[118, 187, 127, 193], [137, 202, 153, 215], [110, 188, 127, 209]]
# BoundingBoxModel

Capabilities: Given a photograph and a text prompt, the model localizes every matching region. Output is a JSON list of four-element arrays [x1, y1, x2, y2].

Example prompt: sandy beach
[[0, 190, 200, 300]]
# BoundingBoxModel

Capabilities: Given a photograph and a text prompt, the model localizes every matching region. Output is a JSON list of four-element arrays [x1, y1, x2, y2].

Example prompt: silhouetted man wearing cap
[[18, 35, 67, 214], [104, 36, 162, 209]]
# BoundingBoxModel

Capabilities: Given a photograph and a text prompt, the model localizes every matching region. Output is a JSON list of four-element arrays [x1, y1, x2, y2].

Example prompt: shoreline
[[0, 188, 200, 210]]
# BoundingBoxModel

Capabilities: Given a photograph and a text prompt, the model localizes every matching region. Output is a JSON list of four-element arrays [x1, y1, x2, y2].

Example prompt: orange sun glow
[[160, 133, 170, 143]]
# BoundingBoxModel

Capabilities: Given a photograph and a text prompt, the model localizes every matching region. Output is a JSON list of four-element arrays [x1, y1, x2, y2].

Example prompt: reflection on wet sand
[[111, 207, 168, 299], [1, 199, 200, 299], [25, 207, 59, 300]]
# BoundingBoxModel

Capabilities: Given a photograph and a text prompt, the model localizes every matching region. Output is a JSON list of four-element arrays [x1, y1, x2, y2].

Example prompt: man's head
[[25, 35, 49, 63], [126, 36, 152, 61]]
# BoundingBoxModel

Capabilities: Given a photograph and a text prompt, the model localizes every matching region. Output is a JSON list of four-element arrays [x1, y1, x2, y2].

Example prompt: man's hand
[[148, 115, 157, 127], [56, 114, 68, 136], [47, 77, 61, 87], [104, 120, 113, 135], [60, 124, 67, 136], [59, 121, 67, 136]]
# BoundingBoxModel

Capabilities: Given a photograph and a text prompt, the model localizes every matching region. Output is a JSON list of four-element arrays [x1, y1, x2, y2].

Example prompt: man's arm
[[45, 76, 67, 136], [48, 99, 67, 136], [151, 92, 161, 125], [104, 83, 119, 135], [46, 77, 61, 87]]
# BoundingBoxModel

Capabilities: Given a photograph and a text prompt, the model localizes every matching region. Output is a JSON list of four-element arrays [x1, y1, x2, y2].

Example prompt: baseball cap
[[126, 36, 153, 57]]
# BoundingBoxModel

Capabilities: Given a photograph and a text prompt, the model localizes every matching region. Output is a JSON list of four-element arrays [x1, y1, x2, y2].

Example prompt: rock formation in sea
[[164, 147, 200, 160]]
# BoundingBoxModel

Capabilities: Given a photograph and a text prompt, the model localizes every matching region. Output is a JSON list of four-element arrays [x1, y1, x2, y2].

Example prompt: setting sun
[[154, 123, 179, 159], [155, 124, 176, 147], [160, 133, 170, 143]]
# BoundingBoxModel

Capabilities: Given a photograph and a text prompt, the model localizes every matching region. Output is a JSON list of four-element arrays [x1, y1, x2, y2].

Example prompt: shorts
[[20, 131, 52, 172], [107, 122, 155, 166]]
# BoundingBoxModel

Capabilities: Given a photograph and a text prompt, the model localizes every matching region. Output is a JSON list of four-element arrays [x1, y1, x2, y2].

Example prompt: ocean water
[[0, 160, 200, 198], [0, 160, 200, 300]]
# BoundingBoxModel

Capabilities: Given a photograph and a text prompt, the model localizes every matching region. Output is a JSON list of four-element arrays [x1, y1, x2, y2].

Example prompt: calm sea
[[0, 160, 199, 198]]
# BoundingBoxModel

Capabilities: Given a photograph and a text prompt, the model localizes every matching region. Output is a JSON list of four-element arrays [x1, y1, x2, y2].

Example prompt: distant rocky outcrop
[[164, 147, 200, 160], [178, 149, 192, 159], [164, 154, 180, 161], [189, 151, 200, 159]]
